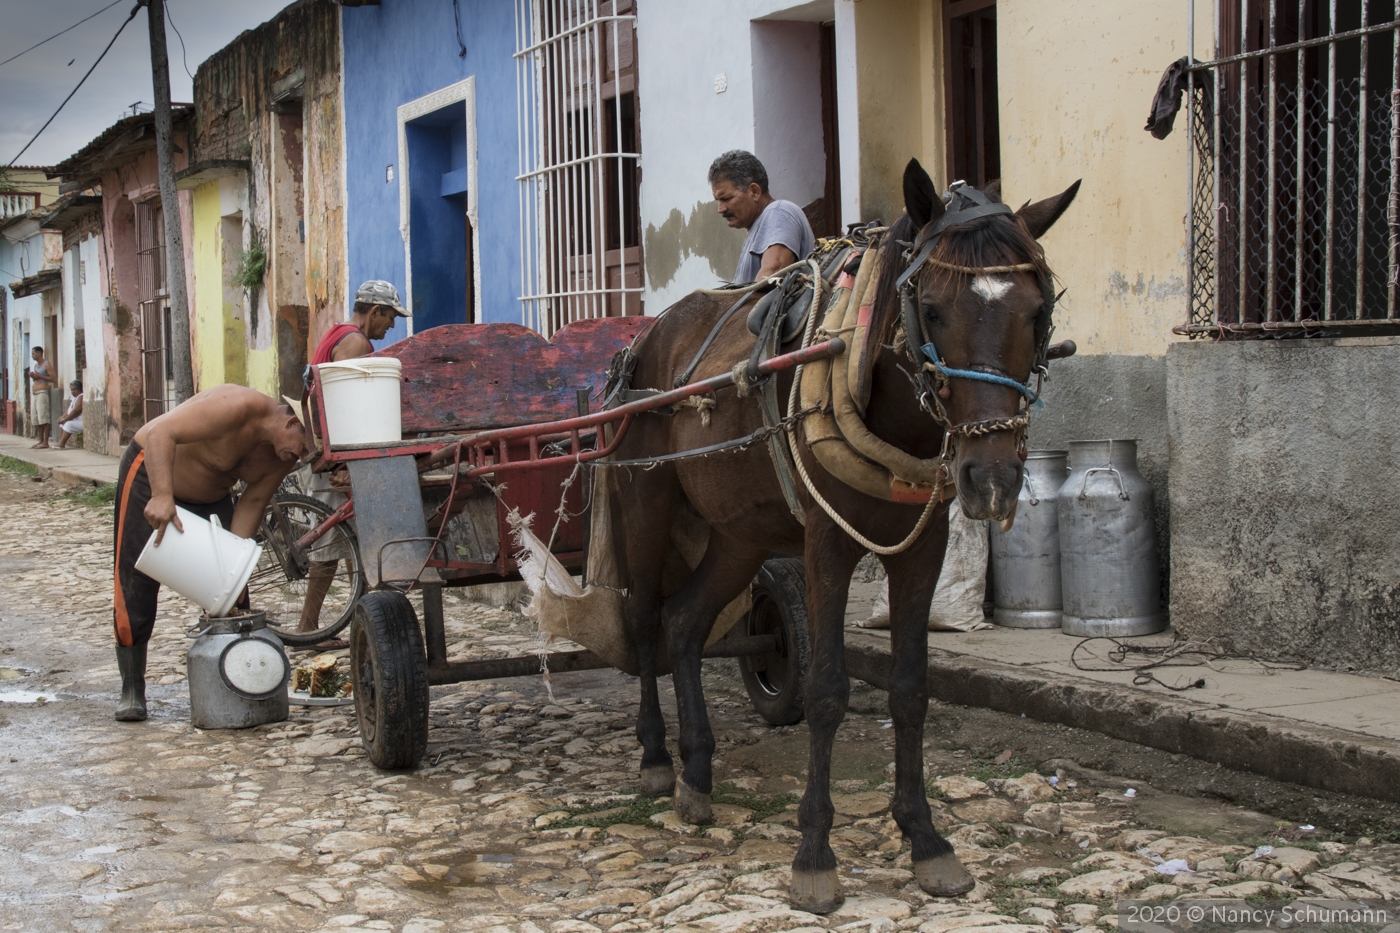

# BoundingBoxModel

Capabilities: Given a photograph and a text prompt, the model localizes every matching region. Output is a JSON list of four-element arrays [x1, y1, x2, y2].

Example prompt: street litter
[[291, 654, 351, 698], [1300, 824, 1315, 831], [1252, 845, 1274, 859], [1124, 788, 1137, 798], [1153, 859, 1194, 876]]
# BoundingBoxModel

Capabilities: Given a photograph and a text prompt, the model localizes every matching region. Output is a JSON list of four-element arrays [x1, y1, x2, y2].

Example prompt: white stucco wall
[[62, 233, 106, 409], [635, 0, 840, 312]]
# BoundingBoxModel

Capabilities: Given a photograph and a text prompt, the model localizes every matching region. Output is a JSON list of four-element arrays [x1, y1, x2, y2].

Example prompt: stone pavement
[[0, 432, 120, 485], [4, 466, 1400, 933]]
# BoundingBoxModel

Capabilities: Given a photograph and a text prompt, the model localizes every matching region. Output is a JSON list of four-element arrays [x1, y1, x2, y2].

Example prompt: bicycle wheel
[[248, 493, 364, 647]]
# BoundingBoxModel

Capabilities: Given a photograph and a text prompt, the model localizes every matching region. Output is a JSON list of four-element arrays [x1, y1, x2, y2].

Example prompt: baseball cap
[[355, 279, 410, 317], [282, 395, 306, 426]]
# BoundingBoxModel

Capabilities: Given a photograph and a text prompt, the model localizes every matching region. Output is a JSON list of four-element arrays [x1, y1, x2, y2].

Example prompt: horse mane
[[871, 190, 1052, 349]]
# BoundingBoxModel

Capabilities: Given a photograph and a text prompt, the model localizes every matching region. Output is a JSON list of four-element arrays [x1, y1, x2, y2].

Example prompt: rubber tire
[[350, 591, 429, 769], [739, 557, 811, 726]]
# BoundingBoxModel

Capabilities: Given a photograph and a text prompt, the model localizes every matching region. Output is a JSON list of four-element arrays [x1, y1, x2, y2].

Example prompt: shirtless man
[[112, 385, 310, 721]]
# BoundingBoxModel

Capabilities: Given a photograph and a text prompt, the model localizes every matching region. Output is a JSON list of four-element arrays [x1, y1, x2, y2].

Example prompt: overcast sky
[[1, 0, 296, 169]]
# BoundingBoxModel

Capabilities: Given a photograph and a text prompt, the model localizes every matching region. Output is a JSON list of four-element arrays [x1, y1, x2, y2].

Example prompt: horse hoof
[[638, 765, 675, 798], [790, 868, 843, 914], [673, 779, 712, 825], [915, 854, 976, 897]]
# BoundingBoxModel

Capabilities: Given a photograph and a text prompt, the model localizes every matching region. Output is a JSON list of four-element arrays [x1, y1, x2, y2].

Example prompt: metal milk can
[[1056, 439, 1165, 637], [187, 611, 291, 729], [989, 450, 1069, 628]]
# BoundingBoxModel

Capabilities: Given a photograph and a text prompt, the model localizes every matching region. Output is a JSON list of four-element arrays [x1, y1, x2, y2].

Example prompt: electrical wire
[[6, 2, 142, 168], [163, 0, 193, 81], [1070, 635, 1308, 692], [0, 0, 125, 69], [451, 0, 467, 57]]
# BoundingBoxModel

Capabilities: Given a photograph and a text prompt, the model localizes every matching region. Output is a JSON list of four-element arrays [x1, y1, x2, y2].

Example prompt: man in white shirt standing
[[709, 150, 815, 284]]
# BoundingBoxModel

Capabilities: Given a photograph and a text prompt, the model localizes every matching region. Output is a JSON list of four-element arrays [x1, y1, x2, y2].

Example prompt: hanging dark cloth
[[1145, 56, 1213, 140]]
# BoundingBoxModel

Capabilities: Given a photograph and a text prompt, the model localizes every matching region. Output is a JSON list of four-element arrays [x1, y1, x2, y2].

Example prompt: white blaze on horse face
[[971, 274, 1013, 304]]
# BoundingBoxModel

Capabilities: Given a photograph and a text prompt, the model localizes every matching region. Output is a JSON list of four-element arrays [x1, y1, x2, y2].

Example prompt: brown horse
[[612, 159, 1079, 913]]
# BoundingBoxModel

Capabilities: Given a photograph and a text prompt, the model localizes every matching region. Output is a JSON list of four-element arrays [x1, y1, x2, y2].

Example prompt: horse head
[[881, 159, 1079, 522]]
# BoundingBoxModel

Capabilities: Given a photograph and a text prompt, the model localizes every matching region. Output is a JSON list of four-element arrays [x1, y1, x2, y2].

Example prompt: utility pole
[[145, 0, 194, 404]]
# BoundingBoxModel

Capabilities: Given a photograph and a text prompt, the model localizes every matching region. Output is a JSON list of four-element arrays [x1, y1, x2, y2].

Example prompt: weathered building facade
[[183, 0, 345, 399], [49, 110, 195, 453]]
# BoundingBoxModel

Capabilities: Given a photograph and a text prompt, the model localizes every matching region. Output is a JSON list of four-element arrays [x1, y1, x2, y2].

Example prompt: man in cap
[[293, 280, 410, 640], [112, 385, 311, 722], [312, 279, 410, 365]]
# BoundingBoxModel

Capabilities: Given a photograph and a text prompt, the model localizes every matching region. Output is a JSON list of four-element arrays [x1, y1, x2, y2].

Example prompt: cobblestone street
[[3, 466, 1400, 933]]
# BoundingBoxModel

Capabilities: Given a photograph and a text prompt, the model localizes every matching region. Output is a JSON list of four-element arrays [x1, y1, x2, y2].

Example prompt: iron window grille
[[1184, 0, 1400, 337], [515, 0, 643, 336]]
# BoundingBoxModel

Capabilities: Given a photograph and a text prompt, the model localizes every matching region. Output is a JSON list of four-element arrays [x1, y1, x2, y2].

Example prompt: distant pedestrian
[[54, 380, 84, 449], [708, 149, 815, 284], [26, 346, 56, 449]]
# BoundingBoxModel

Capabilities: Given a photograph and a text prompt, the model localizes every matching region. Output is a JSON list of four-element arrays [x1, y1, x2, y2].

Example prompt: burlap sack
[[516, 467, 750, 675], [859, 500, 992, 632]]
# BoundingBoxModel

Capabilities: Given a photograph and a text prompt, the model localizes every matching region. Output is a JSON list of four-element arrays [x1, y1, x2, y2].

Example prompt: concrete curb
[[0, 443, 118, 487], [845, 631, 1400, 805]]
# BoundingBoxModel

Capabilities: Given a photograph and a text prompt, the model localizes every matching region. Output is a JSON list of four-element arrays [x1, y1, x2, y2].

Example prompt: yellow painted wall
[[191, 183, 226, 389], [852, 0, 946, 226], [997, 1, 1212, 356]]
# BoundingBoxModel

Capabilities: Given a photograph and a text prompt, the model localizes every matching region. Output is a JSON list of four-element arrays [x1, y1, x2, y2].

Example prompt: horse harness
[[894, 182, 1059, 459]]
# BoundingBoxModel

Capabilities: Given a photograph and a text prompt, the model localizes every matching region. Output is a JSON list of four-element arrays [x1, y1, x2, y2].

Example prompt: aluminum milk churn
[[187, 611, 291, 729], [989, 450, 1069, 628], [1057, 440, 1165, 637]]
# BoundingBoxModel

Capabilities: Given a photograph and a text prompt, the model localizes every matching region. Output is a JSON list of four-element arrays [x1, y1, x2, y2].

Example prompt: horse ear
[[903, 158, 943, 230], [1017, 179, 1082, 239], [984, 178, 1003, 201]]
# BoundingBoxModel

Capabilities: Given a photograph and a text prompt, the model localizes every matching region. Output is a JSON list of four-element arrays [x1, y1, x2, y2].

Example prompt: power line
[[0, 0, 125, 69], [163, 0, 192, 81], [6, 2, 143, 168]]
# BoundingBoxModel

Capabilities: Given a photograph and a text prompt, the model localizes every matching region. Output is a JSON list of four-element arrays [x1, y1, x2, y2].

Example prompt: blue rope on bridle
[[919, 342, 1041, 404]]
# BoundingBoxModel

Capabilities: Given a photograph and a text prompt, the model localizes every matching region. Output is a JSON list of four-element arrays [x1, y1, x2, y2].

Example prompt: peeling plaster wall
[[636, 0, 944, 311], [997, 0, 1211, 357], [191, 0, 343, 397]]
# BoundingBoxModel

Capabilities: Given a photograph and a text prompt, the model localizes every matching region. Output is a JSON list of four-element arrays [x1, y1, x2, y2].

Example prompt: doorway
[[945, 0, 1001, 188]]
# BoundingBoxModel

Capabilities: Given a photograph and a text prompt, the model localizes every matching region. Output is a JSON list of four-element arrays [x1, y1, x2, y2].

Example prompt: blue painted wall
[[342, 0, 521, 345]]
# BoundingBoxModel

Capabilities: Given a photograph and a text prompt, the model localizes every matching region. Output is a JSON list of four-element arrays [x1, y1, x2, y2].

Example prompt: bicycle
[[246, 491, 364, 647]]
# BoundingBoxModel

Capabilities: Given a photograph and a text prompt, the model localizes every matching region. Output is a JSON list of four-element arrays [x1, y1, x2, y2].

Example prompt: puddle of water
[[409, 851, 516, 894], [0, 690, 56, 704], [0, 667, 33, 680]]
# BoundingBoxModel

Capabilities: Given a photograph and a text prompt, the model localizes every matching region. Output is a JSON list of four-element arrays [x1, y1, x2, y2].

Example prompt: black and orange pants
[[113, 443, 235, 647]]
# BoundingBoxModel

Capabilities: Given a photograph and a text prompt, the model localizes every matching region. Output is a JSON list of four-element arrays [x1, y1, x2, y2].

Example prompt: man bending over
[[112, 385, 310, 721]]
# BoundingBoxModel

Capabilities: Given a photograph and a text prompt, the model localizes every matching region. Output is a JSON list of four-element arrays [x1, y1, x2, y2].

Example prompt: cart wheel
[[350, 591, 428, 769], [740, 558, 811, 726]]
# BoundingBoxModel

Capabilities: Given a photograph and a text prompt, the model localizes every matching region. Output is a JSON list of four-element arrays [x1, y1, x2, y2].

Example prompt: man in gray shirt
[[709, 150, 815, 284]]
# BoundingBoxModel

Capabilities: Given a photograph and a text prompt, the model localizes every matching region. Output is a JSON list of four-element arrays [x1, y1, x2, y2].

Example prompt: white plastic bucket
[[318, 357, 403, 446], [133, 508, 263, 617]]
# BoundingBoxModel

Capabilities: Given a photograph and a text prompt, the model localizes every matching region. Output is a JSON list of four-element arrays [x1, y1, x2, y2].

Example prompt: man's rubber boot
[[115, 643, 148, 722]]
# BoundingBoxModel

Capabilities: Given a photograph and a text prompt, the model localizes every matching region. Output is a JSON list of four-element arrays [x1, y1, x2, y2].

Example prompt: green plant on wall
[[232, 227, 267, 299]]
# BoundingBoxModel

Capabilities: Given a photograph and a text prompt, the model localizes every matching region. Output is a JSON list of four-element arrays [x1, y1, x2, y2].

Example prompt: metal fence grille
[[1183, 1, 1400, 337], [514, 0, 643, 336]]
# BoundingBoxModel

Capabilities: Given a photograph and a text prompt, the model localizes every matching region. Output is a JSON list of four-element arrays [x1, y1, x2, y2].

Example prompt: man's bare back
[[134, 385, 309, 542]]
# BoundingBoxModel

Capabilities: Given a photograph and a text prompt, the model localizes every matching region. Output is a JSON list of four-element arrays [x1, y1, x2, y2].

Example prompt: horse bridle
[[893, 183, 1059, 458]]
